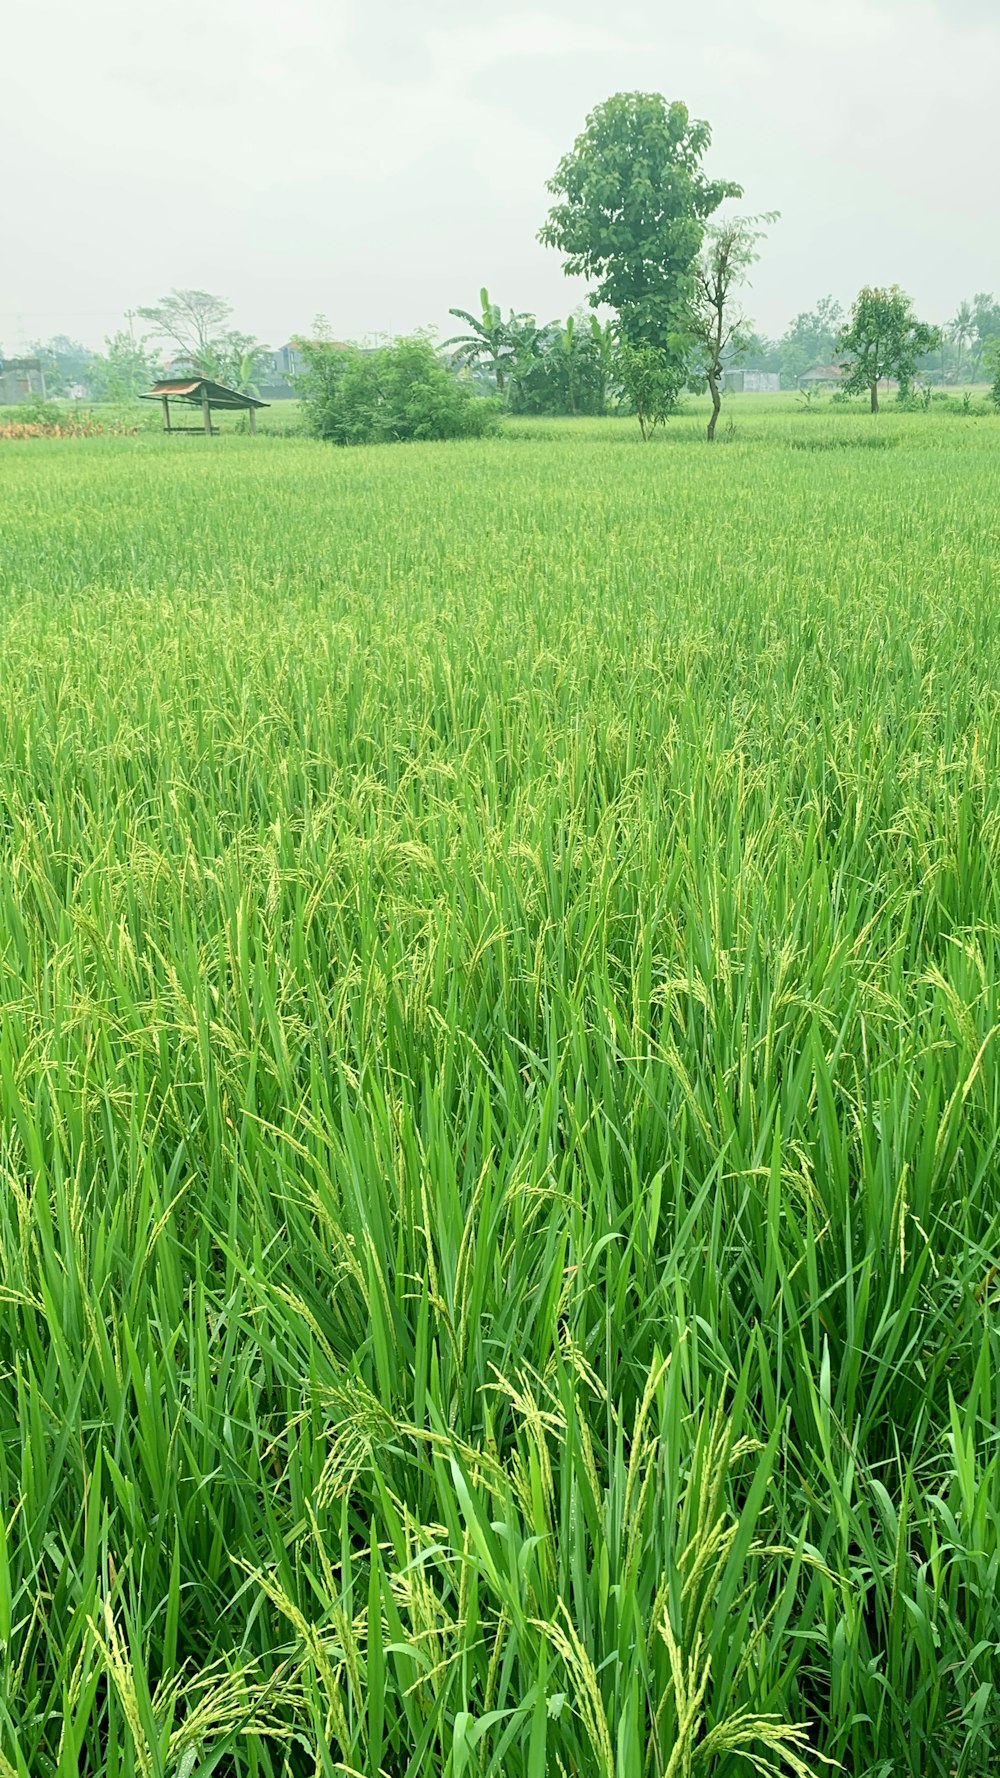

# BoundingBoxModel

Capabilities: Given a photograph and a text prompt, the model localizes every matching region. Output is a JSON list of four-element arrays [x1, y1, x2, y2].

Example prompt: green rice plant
[[0, 409, 999, 1773]]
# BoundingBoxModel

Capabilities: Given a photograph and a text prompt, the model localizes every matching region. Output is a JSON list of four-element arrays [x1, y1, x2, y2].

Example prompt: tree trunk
[[707, 375, 721, 442], [870, 381, 879, 414]]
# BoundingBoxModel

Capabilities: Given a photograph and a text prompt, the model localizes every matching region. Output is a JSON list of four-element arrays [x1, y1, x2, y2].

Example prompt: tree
[[951, 299, 974, 379], [87, 329, 159, 402], [137, 289, 233, 366], [970, 292, 1000, 376], [588, 315, 617, 414], [27, 335, 96, 396], [685, 213, 775, 441], [836, 286, 940, 413], [136, 289, 269, 388], [445, 289, 535, 401], [988, 338, 1000, 413], [539, 91, 740, 416], [616, 340, 683, 440], [780, 296, 843, 374], [500, 308, 617, 417], [210, 333, 272, 395], [297, 335, 500, 445]]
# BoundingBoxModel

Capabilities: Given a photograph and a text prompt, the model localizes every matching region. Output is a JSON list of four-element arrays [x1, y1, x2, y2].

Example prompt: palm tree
[[951, 300, 974, 380]]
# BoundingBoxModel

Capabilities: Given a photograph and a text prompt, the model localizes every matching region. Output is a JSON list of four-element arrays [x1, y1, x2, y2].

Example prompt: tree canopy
[[539, 92, 741, 352]]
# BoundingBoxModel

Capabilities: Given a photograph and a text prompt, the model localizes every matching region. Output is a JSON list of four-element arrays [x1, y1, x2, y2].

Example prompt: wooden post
[[201, 385, 212, 435], [248, 405, 257, 435], [161, 396, 171, 432]]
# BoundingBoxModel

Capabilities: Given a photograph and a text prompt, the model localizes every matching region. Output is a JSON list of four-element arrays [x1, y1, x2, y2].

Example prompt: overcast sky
[[2, 0, 997, 354]]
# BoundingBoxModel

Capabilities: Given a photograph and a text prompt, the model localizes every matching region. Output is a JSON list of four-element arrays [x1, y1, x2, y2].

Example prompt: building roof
[[799, 364, 845, 382], [140, 377, 269, 410]]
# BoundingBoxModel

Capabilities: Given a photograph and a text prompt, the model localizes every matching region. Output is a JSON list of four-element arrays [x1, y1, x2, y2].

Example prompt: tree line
[[9, 89, 1000, 440]]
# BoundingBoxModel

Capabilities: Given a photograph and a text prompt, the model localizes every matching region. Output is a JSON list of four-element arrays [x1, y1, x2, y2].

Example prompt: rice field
[[1, 411, 999, 1776]]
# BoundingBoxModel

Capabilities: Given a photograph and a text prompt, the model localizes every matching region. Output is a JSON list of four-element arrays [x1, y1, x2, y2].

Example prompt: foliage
[[25, 333, 96, 396], [445, 288, 538, 399], [987, 338, 1000, 412], [0, 410, 139, 438], [836, 285, 941, 412], [86, 329, 160, 403], [2, 415, 1000, 1774], [506, 311, 617, 416], [781, 296, 843, 375], [208, 333, 273, 395], [685, 213, 776, 440], [137, 288, 270, 390], [539, 91, 740, 361], [951, 293, 1000, 379], [137, 288, 234, 360], [447, 294, 621, 417], [616, 338, 686, 436], [297, 333, 501, 442]]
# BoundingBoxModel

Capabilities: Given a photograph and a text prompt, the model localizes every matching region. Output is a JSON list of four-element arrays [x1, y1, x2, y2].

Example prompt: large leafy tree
[[836, 286, 940, 412], [685, 213, 775, 441], [539, 91, 740, 384]]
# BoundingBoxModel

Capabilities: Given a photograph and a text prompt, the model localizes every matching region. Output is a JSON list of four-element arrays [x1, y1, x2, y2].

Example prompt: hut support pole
[[248, 406, 257, 435], [202, 387, 212, 435], [161, 396, 171, 432]]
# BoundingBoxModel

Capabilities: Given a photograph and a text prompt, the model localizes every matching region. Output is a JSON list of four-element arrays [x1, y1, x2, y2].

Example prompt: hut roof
[[140, 377, 268, 410]]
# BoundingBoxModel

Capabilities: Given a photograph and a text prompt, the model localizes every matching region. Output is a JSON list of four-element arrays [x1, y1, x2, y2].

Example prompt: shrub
[[298, 335, 501, 444]]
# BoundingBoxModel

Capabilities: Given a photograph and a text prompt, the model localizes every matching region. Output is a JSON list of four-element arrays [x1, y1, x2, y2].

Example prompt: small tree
[[836, 286, 940, 413], [685, 213, 775, 441], [616, 340, 684, 439]]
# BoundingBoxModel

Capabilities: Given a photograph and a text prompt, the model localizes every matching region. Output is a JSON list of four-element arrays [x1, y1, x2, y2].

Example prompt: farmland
[[1, 411, 999, 1775]]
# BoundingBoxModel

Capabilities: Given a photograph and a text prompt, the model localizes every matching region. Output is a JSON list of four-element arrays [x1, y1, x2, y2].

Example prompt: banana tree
[[445, 288, 534, 400], [588, 316, 616, 413]]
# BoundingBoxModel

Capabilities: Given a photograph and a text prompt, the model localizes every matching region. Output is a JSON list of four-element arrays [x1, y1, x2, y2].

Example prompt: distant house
[[258, 341, 307, 401], [0, 356, 47, 404], [799, 364, 845, 386], [723, 369, 781, 393]]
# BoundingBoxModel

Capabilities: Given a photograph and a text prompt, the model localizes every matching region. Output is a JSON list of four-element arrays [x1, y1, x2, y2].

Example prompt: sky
[[2, 0, 998, 355]]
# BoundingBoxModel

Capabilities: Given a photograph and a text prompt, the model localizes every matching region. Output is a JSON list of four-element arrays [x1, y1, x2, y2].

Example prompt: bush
[[298, 335, 501, 444]]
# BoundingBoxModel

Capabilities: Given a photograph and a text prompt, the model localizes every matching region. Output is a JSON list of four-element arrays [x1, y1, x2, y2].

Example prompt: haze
[[2, 0, 997, 354]]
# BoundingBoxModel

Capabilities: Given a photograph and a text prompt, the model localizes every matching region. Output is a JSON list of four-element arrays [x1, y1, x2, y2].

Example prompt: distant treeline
[[9, 285, 999, 421]]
